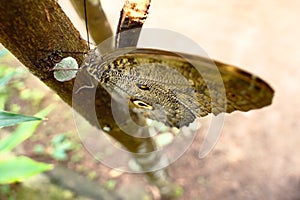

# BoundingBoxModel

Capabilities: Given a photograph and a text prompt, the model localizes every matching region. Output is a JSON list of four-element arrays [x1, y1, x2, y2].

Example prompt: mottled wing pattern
[[122, 49, 274, 113], [85, 48, 274, 127]]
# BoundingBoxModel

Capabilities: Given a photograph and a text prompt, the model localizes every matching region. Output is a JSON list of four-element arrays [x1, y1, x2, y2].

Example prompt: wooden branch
[[0, 1, 178, 198], [116, 0, 151, 47], [0, 0, 153, 152]]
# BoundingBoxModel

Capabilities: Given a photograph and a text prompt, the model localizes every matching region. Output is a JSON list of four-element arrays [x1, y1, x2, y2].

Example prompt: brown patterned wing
[[86, 48, 274, 127], [114, 48, 274, 115]]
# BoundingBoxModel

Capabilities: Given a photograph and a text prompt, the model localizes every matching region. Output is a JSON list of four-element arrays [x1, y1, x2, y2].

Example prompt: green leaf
[[51, 148, 67, 161], [50, 134, 74, 160], [51, 134, 66, 145], [104, 179, 116, 190], [0, 93, 8, 110], [0, 71, 16, 88], [0, 156, 53, 184], [0, 105, 54, 152], [0, 69, 17, 112], [0, 111, 42, 128], [33, 144, 45, 155]]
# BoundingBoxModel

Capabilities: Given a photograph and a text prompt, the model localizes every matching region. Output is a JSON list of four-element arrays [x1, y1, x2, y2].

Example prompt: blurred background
[[1, 0, 300, 199]]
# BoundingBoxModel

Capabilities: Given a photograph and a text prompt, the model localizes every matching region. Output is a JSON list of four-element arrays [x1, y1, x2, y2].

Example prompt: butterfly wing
[[120, 48, 274, 114], [88, 48, 274, 127]]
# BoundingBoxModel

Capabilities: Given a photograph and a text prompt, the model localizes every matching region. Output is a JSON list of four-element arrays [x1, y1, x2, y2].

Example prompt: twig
[[116, 0, 151, 48]]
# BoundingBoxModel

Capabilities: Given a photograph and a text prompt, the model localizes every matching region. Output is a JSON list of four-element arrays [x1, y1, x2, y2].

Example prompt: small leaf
[[33, 144, 45, 154], [104, 179, 116, 190], [0, 111, 42, 128], [50, 133, 74, 161], [0, 93, 8, 110], [9, 104, 21, 113], [0, 156, 53, 184], [51, 134, 66, 145], [0, 105, 53, 152], [0, 71, 16, 88], [51, 148, 67, 161]]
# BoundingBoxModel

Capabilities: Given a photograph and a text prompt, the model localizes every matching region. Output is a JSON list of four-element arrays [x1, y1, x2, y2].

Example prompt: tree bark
[[116, 0, 151, 48], [0, 1, 179, 198], [0, 0, 154, 152]]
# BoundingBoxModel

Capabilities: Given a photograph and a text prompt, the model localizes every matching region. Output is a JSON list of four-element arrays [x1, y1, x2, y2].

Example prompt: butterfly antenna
[[84, 0, 90, 50]]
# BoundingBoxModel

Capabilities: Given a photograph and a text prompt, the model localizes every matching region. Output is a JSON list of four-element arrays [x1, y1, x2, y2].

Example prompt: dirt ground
[[2, 0, 300, 200], [86, 1, 300, 199]]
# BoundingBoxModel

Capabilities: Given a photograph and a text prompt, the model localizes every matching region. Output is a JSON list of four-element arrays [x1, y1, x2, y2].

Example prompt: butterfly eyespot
[[131, 99, 153, 109], [136, 83, 150, 90]]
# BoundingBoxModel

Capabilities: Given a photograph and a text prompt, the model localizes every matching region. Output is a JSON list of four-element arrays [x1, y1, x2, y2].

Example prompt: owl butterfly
[[82, 47, 274, 128]]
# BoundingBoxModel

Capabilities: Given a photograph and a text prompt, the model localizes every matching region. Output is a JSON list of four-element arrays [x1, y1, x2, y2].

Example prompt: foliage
[[104, 179, 117, 190], [50, 133, 74, 161], [0, 63, 53, 184], [0, 156, 53, 184], [0, 111, 42, 128], [0, 106, 53, 152]]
